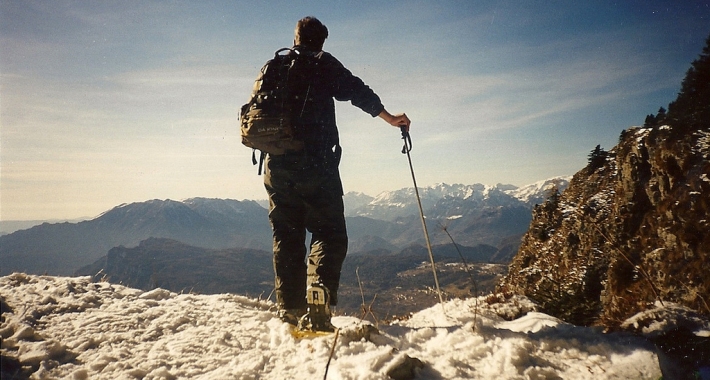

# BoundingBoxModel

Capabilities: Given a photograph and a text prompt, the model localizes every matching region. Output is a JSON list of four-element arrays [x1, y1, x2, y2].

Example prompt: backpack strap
[[276, 47, 296, 55], [251, 149, 267, 175], [258, 150, 266, 175]]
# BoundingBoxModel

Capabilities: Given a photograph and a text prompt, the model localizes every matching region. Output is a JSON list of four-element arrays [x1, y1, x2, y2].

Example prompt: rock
[[386, 354, 424, 380], [0, 354, 27, 380], [501, 126, 710, 327]]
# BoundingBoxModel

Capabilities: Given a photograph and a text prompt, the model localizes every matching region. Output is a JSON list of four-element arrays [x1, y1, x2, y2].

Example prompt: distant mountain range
[[344, 178, 570, 257], [0, 198, 271, 276], [0, 218, 89, 236], [345, 179, 568, 221], [0, 178, 569, 276]]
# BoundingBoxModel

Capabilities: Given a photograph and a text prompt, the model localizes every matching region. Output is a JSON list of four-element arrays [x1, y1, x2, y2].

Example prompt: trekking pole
[[400, 126, 445, 307]]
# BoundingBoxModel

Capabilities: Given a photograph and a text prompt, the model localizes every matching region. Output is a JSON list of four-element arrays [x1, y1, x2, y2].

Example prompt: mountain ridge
[[0, 178, 569, 276]]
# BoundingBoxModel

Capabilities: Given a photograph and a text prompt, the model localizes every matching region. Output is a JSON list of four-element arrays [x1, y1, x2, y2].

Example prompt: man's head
[[294, 16, 328, 50]]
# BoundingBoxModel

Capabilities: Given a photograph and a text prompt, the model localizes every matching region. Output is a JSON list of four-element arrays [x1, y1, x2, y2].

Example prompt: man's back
[[288, 48, 384, 157]]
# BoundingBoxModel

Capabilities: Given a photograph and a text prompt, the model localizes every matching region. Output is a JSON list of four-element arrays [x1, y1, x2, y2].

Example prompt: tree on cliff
[[666, 33, 710, 132], [587, 145, 607, 172]]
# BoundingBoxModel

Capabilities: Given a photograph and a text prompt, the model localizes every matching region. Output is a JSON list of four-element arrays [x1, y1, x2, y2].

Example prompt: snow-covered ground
[[1, 274, 707, 379]]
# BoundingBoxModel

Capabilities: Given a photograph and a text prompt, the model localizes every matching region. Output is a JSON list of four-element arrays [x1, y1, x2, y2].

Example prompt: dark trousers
[[264, 153, 348, 310]]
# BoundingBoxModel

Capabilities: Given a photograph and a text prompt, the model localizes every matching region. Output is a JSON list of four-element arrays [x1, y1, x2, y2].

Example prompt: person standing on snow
[[264, 16, 410, 331]]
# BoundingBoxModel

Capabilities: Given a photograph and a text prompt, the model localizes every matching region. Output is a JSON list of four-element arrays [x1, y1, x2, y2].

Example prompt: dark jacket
[[289, 47, 385, 159]]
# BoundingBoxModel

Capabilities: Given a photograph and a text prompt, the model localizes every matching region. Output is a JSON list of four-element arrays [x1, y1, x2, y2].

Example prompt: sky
[[1, 1, 709, 221]]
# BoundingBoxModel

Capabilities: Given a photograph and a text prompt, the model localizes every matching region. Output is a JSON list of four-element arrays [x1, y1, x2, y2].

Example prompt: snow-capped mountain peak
[[505, 177, 571, 204], [348, 177, 571, 221]]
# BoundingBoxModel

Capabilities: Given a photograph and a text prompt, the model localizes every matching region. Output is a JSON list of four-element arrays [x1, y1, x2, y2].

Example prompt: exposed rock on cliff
[[501, 126, 709, 326]]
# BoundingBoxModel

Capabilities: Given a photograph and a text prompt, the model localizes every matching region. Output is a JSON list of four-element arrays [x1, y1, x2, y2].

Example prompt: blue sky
[[1, 1, 709, 220]]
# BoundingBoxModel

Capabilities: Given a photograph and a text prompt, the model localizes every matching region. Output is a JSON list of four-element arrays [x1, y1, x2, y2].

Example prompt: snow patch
[[0, 274, 665, 379]]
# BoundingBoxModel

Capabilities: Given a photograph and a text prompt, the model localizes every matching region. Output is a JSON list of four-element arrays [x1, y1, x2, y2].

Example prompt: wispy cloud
[[2, 1, 708, 219]]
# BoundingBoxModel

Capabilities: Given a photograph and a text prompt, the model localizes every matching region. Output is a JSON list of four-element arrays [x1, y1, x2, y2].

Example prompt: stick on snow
[[400, 126, 445, 308]]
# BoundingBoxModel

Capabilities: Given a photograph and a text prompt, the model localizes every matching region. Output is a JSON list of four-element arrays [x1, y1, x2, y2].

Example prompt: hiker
[[264, 16, 410, 330]]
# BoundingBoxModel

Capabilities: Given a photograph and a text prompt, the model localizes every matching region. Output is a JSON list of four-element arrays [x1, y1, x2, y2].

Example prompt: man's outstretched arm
[[378, 109, 411, 131]]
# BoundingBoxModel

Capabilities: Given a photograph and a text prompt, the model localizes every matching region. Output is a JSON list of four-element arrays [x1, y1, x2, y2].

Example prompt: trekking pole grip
[[400, 125, 412, 154]]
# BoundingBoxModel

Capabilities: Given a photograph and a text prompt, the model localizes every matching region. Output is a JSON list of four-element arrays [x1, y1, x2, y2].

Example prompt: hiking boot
[[278, 308, 306, 326], [299, 313, 335, 332], [299, 283, 335, 332]]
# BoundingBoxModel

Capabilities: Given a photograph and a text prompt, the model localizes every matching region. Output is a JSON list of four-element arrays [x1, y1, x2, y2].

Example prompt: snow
[[506, 177, 571, 204], [696, 130, 710, 158], [621, 301, 710, 339], [0, 273, 678, 379]]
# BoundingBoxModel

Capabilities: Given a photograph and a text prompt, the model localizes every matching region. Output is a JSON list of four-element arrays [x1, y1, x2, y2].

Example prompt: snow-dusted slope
[[0, 274, 673, 379]]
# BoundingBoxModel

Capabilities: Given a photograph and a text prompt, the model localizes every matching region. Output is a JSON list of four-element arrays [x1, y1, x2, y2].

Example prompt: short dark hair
[[294, 16, 328, 50]]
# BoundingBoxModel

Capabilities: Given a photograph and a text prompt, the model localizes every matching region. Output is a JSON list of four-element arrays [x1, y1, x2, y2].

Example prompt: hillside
[[76, 238, 505, 318], [501, 126, 709, 327], [501, 35, 710, 328], [79, 238, 274, 297]]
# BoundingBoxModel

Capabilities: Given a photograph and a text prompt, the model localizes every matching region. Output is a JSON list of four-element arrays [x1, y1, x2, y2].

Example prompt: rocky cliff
[[501, 126, 709, 326]]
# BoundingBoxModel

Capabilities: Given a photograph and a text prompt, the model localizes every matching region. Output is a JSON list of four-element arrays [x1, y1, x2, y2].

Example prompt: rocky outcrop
[[500, 126, 709, 326]]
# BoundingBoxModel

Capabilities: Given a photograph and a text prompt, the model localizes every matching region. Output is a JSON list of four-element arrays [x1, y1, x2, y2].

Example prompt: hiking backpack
[[240, 47, 321, 168]]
